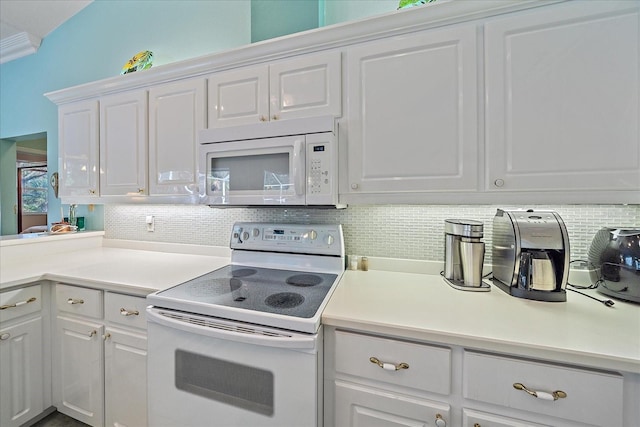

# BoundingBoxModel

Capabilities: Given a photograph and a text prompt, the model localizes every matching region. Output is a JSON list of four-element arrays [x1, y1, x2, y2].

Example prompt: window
[[18, 163, 48, 213]]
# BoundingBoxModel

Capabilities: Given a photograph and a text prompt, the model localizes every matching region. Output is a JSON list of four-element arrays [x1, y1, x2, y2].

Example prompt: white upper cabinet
[[208, 51, 341, 128], [485, 1, 640, 197], [342, 25, 479, 201], [99, 91, 148, 196], [58, 101, 100, 198], [148, 78, 206, 196]]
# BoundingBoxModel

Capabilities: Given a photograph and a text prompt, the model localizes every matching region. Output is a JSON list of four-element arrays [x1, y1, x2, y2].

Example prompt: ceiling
[[0, 0, 92, 64]]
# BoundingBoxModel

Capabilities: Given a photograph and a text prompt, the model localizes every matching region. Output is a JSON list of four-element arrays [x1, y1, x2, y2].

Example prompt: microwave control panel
[[306, 132, 337, 205]]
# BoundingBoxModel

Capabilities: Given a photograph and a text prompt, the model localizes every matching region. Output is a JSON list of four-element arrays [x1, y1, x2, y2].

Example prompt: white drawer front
[[56, 284, 103, 319], [0, 284, 42, 323], [463, 351, 623, 427], [104, 292, 147, 330], [335, 330, 451, 395], [462, 408, 548, 427]]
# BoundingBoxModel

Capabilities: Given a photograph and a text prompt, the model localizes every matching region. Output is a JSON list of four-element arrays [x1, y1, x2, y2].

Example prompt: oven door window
[[175, 349, 274, 416]]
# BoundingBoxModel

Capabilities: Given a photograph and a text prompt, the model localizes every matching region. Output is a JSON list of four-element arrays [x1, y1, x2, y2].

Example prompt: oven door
[[146, 307, 322, 427], [199, 135, 306, 206]]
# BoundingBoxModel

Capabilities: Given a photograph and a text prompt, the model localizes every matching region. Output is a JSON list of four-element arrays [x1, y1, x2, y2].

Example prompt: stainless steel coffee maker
[[443, 219, 489, 291], [492, 209, 570, 302]]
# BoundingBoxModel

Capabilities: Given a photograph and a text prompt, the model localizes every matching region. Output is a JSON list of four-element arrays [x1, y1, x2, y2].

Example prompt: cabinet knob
[[88, 330, 97, 338], [89, 189, 96, 194], [494, 178, 505, 187], [0, 333, 10, 341], [513, 382, 567, 401], [103, 332, 111, 341], [137, 188, 145, 193], [435, 414, 446, 427], [351, 183, 359, 190], [67, 298, 84, 305], [259, 116, 268, 122], [272, 114, 280, 120], [120, 307, 139, 316]]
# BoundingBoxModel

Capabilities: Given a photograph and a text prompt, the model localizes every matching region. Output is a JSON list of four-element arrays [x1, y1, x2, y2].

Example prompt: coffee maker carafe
[[492, 209, 570, 302], [443, 219, 490, 291]]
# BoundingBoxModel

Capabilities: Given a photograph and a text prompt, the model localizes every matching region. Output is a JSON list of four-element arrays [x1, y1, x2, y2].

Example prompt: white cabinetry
[[0, 284, 48, 427], [58, 101, 100, 198], [326, 329, 451, 427], [342, 25, 479, 202], [53, 284, 148, 427], [208, 51, 341, 128], [148, 78, 206, 196], [484, 1, 640, 198], [99, 91, 148, 196]]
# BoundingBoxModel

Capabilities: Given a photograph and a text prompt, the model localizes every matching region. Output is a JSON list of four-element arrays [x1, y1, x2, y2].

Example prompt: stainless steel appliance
[[589, 227, 640, 303], [198, 116, 344, 207], [492, 209, 570, 302], [443, 219, 489, 291], [146, 222, 344, 427]]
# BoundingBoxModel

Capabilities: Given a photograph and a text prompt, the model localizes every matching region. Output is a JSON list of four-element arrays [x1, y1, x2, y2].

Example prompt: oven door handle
[[146, 307, 317, 350]]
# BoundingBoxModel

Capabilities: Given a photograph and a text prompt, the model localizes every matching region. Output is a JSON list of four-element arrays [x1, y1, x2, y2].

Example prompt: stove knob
[[309, 230, 318, 240], [325, 234, 334, 245], [242, 231, 250, 241], [252, 228, 260, 237]]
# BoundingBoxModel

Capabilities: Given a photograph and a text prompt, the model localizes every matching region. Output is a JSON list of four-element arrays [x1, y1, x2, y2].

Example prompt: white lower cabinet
[[53, 284, 148, 427], [0, 284, 48, 427], [326, 329, 452, 427], [461, 408, 546, 427]]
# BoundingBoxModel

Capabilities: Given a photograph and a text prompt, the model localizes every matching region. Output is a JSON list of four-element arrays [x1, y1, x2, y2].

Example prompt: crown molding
[[0, 31, 42, 64]]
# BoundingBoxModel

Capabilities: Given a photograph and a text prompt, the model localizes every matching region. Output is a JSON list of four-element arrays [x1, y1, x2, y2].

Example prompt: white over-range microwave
[[198, 116, 344, 207]]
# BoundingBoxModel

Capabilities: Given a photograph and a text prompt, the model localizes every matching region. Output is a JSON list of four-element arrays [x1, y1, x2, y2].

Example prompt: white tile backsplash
[[104, 204, 639, 263]]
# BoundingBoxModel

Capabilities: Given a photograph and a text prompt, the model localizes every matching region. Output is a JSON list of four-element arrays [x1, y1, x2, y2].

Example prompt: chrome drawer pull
[[369, 356, 409, 371], [67, 298, 84, 305], [120, 308, 139, 316], [0, 297, 36, 310], [513, 382, 567, 401]]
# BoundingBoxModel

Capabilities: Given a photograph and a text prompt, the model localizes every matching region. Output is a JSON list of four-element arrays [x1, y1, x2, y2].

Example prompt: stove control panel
[[230, 222, 344, 256]]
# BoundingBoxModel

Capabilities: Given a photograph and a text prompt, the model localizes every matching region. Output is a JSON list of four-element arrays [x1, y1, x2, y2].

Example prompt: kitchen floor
[[31, 411, 89, 427]]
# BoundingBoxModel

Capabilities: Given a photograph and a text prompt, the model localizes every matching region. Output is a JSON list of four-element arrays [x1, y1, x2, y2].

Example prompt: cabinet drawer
[[0, 285, 42, 323], [56, 284, 103, 319], [334, 330, 451, 395], [105, 292, 147, 330], [463, 351, 624, 427], [462, 408, 547, 427]]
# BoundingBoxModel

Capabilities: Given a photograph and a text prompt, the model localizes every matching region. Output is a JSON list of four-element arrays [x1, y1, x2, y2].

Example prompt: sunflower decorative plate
[[121, 50, 153, 75]]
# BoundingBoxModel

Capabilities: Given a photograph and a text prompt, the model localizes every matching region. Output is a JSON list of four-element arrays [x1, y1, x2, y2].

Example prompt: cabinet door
[[208, 65, 269, 127], [54, 316, 104, 427], [0, 317, 44, 427], [485, 1, 640, 195], [462, 408, 547, 427], [104, 327, 147, 427], [334, 380, 450, 427], [149, 78, 206, 195], [58, 100, 100, 198], [269, 50, 341, 121], [344, 26, 479, 198], [99, 91, 148, 196]]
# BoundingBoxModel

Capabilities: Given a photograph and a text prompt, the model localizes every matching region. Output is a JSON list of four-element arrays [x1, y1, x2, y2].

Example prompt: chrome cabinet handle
[[369, 356, 409, 371], [513, 382, 567, 401], [0, 297, 36, 310], [67, 298, 84, 305], [120, 308, 139, 316]]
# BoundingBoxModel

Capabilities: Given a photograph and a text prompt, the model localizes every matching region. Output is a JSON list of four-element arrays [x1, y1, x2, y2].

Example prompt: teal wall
[[251, 0, 319, 43]]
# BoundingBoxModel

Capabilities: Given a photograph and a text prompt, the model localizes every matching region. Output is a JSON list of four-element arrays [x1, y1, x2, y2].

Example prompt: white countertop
[[322, 268, 640, 374], [2, 233, 638, 374]]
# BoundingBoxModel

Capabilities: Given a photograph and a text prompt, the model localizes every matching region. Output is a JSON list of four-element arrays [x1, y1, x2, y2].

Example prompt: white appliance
[[198, 116, 344, 207], [146, 222, 345, 427]]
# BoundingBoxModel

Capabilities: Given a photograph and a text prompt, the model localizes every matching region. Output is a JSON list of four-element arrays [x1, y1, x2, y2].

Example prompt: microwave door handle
[[293, 140, 305, 196]]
